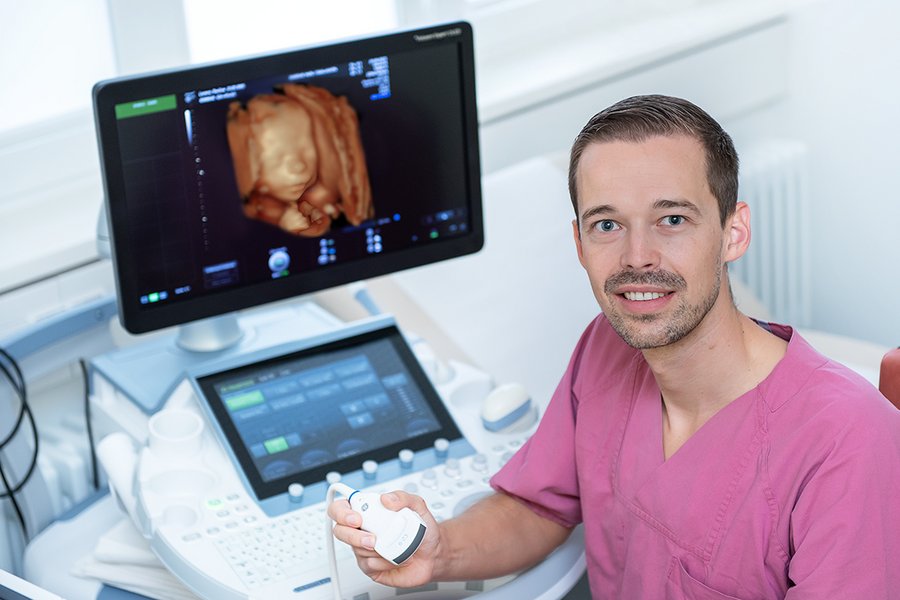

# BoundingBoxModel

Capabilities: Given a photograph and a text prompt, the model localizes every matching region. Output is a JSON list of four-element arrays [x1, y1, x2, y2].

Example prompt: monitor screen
[[194, 323, 462, 500], [93, 22, 481, 333]]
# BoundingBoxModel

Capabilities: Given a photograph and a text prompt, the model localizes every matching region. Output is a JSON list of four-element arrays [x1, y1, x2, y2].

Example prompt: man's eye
[[662, 215, 685, 226], [596, 220, 619, 232]]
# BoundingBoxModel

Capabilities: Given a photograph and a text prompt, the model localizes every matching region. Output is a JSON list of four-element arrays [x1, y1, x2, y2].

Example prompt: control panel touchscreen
[[194, 323, 462, 501]]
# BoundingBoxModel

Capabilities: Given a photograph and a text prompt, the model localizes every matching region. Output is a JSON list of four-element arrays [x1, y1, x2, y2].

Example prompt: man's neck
[[642, 297, 788, 431]]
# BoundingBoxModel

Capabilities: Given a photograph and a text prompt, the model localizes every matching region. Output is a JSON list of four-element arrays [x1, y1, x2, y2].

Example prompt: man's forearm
[[430, 491, 572, 581]]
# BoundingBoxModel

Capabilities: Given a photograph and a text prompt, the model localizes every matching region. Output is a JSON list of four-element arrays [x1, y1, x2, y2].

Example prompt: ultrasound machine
[[18, 22, 585, 600]]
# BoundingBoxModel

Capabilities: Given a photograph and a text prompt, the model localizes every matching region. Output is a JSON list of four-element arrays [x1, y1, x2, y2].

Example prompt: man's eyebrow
[[579, 199, 701, 223], [653, 198, 702, 216], [580, 204, 617, 223]]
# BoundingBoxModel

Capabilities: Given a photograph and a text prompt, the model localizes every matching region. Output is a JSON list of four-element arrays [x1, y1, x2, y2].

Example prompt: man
[[329, 95, 900, 598]]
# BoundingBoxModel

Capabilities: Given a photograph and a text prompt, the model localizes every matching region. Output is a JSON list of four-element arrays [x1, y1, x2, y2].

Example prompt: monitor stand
[[175, 313, 245, 353], [89, 300, 343, 422]]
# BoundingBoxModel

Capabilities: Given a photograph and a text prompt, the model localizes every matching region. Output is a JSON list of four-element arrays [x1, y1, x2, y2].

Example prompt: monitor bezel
[[193, 322, 463, 501], [93, 22, 482, 334]]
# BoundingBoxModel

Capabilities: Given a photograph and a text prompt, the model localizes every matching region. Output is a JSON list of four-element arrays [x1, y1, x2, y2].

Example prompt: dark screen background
[[113, 43, 469, 307]]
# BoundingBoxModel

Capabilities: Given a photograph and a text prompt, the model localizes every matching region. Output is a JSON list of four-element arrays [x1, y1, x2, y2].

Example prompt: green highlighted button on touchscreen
[[225, 390, 264, 411], [264, 436, 289, 454]]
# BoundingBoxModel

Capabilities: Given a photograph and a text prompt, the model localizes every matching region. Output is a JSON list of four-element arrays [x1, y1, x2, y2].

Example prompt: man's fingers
[[326, 499, 353, 522], [380, 490, 433, 522], [358, 554, 395, 573], [331, 490, 436, 571], [332, 523, 376, 550]]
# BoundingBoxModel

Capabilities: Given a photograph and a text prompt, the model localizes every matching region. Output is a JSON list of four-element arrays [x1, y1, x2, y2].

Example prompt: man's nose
[[620, 230, 660, 271]]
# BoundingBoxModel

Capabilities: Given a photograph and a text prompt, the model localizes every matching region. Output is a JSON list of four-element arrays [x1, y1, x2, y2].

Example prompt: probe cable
[[325, 482, 359, 600]]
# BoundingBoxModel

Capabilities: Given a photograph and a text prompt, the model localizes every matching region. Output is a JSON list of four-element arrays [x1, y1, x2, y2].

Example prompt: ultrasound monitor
[[92, 22, 482, 345]]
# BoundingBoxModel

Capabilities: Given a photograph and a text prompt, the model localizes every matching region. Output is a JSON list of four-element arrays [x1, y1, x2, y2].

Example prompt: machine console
[[129, 316, 525, 599]]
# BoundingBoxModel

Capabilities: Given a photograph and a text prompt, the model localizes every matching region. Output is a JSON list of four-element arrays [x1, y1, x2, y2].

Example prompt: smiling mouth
[[622, 291, 671, 301]]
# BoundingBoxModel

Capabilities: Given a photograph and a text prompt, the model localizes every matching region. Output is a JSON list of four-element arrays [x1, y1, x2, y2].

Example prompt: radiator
[[731, 140, 812, 328]]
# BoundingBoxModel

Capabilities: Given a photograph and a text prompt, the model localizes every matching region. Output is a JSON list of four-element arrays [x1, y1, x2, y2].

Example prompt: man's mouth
[[622, 291, 671, 301]]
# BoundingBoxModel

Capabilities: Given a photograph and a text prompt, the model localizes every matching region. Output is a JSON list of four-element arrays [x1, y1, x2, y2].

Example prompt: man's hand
[[328, 490, 442, 589], [330, 489, 571, 586]]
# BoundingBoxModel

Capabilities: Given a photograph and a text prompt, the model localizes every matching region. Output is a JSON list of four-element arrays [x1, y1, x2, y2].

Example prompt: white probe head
[[329, 483, 426, 565], [348, 491, 427, 565]]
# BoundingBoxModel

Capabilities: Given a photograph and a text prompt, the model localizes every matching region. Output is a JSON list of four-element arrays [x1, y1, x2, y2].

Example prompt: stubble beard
[[602, 261, 722, 350]]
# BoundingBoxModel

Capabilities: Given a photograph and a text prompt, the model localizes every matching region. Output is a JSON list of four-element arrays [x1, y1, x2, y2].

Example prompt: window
[[183, 0, 398, 64], [0, 1, 116, 135]]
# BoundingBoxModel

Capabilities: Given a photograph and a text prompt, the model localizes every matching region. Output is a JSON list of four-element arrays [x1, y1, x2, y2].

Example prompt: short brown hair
[[568, 95, 739, 227]]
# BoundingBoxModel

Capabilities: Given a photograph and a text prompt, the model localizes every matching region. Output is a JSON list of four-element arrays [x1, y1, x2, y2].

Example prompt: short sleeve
[[489, 323, 596, 528], [784, 394, 900, 598]]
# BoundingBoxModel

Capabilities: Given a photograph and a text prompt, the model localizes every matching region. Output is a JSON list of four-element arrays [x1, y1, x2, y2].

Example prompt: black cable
[[0, 361, 25, 448], [0, 348, 35, 541], [79, 358, 100, 490], [0, 348, 38, 497], [0, 453, 29, 541], [0, 349, 23, 393], [0, 408, 38, 497]]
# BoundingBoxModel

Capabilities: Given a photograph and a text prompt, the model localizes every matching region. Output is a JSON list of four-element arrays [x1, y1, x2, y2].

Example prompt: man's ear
[[572, 219, 587, 268], [723, 201, 751, 264]]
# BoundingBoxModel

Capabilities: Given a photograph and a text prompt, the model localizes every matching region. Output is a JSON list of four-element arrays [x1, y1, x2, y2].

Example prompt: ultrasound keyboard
[[140, 437, 522, 600], [213, 505, 339, 590]]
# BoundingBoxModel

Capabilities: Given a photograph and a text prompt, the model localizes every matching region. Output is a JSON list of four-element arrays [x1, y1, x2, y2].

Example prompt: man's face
[[573, 135, 744, 350]]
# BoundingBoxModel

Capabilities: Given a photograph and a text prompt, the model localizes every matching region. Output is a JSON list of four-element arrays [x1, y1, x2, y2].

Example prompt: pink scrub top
[[490, 316, 900, 599]]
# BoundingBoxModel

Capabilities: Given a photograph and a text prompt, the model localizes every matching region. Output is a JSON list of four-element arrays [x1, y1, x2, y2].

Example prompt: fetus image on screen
[[226, 84, 373, 237]]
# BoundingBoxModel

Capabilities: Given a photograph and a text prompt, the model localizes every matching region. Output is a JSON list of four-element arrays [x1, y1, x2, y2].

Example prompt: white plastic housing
[[349, 492, 427, 565]]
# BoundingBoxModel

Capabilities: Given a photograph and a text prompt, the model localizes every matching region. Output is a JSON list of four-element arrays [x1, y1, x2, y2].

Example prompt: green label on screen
[[264, 436, 289, 455], [224, 390, 265, 412], [115, 95, 177, 119]]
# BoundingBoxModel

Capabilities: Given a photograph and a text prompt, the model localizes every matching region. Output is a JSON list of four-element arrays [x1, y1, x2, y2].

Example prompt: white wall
[[478, 0, 900, 350], [781, 0, 900, 347]]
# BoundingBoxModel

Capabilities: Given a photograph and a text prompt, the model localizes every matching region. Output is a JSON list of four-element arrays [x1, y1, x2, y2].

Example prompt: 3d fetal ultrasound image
[[226, 84, 373, 238]]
